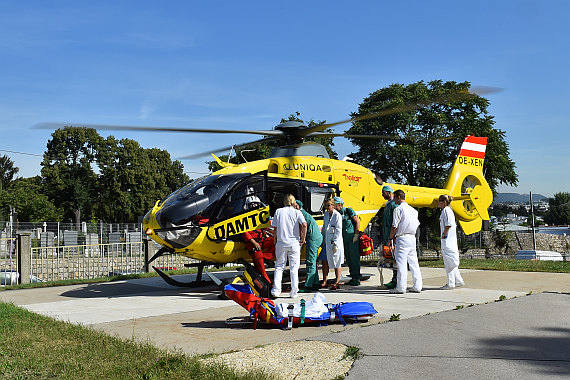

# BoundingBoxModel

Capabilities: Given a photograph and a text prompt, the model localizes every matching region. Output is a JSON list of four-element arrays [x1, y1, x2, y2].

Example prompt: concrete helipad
[[1, 265, 568, 358]]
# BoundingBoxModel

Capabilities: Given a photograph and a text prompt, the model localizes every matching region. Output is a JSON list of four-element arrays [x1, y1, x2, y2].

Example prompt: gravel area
[[202, 340, 354, 380]]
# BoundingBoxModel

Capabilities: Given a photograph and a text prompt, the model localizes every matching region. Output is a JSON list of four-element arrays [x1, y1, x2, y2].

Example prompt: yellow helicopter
[[135, 121, 493, 286]]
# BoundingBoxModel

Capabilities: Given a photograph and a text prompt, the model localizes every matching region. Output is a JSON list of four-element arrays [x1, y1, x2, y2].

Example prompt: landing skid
[[152, 261, 222, 288]]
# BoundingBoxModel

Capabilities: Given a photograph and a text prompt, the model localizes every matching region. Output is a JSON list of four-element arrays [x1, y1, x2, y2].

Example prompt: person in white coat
[[322, 198, 344, 290], [271, 194, 307, 298], [438, 194, 465, 289], [388, 190, 422, 294]]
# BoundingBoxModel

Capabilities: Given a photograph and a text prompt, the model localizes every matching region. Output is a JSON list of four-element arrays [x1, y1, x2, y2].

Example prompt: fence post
[[143, 238, 155, 273], [17, 233, 31, 285]]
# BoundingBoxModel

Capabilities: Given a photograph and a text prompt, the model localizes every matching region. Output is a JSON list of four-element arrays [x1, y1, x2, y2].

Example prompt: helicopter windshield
[[156, 174, 248, 227]]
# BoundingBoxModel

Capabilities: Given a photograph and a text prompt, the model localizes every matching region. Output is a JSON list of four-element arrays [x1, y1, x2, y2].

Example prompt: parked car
[[0, 270, 46, 285]]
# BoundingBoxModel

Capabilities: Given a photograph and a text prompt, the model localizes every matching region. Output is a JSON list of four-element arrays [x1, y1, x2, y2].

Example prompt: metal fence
[[0, 238, 17, 285], [0, 220, 143, 245], [361, 223, 488, 262], [1, 234, 204, 285], [2, 222, 495, 286]]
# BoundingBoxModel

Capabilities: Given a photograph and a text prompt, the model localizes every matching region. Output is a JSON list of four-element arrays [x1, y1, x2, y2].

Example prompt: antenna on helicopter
[[227, 145, 235, 164], [240, 148, 256, 163]]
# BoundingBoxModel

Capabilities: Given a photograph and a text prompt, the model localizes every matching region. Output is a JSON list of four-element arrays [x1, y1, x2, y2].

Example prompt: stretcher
[[224, 283, 377, 329]]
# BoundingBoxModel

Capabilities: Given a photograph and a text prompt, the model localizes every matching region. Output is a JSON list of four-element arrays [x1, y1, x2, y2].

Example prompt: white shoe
[[289, 293, 298, 299], [390, 289, 405, 294], [456, 282, 465, 287], [408, 288, 421, 293], [271, 290, 281, 298], [440, 284, 455, 290]]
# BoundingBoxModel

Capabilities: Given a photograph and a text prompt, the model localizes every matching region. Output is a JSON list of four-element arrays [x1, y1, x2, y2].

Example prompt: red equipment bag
[[359, 233, 374, 256]]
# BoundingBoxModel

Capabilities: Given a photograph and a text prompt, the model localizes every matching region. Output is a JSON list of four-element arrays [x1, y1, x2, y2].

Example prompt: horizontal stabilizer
[[469, 184, 492, 220]]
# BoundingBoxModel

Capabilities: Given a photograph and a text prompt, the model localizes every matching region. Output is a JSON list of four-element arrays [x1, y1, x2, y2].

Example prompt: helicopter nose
[[142, 203, 160, 235]]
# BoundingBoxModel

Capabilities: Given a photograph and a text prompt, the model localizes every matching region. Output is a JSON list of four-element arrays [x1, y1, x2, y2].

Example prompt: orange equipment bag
[[382, 245, 394, 260], [359, 233, 374, 256]]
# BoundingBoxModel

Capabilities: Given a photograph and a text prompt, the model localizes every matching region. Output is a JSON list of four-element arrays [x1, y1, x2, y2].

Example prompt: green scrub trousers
[[304, 233, 323, 288]]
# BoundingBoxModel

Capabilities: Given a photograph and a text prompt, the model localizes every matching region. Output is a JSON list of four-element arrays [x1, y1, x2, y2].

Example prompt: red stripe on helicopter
[[459, 136, 487, 159]]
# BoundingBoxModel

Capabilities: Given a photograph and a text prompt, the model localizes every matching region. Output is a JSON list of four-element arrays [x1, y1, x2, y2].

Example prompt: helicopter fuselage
[[143, 138, 492, 264]]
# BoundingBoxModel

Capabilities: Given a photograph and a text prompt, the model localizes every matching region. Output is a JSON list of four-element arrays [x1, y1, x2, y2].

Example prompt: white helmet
[[245, 195, 262, 209]]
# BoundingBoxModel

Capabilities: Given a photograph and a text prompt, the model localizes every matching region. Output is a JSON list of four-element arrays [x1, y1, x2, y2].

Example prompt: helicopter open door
[[266, 175, 336, 220]]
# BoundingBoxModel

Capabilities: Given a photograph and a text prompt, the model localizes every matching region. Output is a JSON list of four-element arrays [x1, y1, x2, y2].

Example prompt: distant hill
[[494, 193, 547, 204]]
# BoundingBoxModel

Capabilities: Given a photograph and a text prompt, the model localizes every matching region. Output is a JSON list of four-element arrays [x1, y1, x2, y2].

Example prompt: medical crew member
[[271, 194, 307, 299], [323, 198, 344, 290], [333, 197, 361, 286], [381, 185, 399, 289], [438, 194, 465, 289], [388, 190, 422, 294], [242, 196, 275, 283], [295, 200, 323, 292]]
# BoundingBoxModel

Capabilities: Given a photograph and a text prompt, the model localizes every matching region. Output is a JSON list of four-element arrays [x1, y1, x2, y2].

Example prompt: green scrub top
[[382, 200, 398, 242], [340, 206, 357, 236]]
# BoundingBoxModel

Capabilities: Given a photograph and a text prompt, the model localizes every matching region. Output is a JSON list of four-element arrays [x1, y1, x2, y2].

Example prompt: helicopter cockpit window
[[306, 186, 335, 214], [216, 174, 267, 220]]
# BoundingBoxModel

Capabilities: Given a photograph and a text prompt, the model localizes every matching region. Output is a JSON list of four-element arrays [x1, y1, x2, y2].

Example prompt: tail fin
[[444, 136, 493, 235]]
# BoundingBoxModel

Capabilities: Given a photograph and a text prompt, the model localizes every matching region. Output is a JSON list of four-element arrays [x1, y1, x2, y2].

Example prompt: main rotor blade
[[178, 136, 280, 160], [299, 86, 503, 136], [306, 132, 400, 139], [34, 122, 283, 137]]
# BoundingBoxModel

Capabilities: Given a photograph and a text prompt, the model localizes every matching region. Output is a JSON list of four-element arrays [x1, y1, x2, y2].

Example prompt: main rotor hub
[[274, 121, 309, 145]]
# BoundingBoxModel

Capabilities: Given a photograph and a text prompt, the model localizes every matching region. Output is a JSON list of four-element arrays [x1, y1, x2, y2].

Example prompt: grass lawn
[[417, 258, 570, 273], [0, 302, 273, 380]]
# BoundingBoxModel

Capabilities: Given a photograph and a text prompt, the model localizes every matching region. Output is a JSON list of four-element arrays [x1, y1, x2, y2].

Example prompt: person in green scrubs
[[295, 200, 323, 292], [334, 197, 361, 286], [382, 185, 399, 289]]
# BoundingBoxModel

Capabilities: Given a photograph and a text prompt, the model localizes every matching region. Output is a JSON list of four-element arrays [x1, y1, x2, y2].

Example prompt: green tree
[[347, 80, 517, 191], [348, 80, 518, 237], [97, 137, 189, 222], [544, 192, 570, 225], [207, 112, 337, 171], [0, 177, 60, 221], [41, 127, 103, 223], [0, 154, 19, 191]]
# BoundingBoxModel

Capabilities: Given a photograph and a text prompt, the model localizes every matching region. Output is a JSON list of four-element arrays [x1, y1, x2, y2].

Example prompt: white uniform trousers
[[272, 243, 301, 298], [394, 234, 423, 293], [442, 248, 464, 287]]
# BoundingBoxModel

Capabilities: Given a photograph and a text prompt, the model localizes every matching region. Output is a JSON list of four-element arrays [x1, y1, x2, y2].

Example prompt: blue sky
[[1, 1, 568, 197]]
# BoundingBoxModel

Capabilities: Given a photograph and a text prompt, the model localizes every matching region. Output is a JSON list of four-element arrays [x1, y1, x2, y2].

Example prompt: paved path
[[1, 265, 569, 378], [321, 292, 570, 379]]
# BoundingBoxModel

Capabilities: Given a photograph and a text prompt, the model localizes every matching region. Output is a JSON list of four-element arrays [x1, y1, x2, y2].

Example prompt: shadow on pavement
[[476, 327, 570, 375], [60, 281, 221, 299]]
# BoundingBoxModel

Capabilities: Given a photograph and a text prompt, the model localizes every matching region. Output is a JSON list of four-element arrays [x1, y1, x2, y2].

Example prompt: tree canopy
[[346, 80, 518, 192], [41, 127, 102, 223], [207, 112, 337, 172], [0, 154, 19, 191], [40, 127, 189, 223], [544, 192, 570, 225], [0, 177, 60, 222]]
